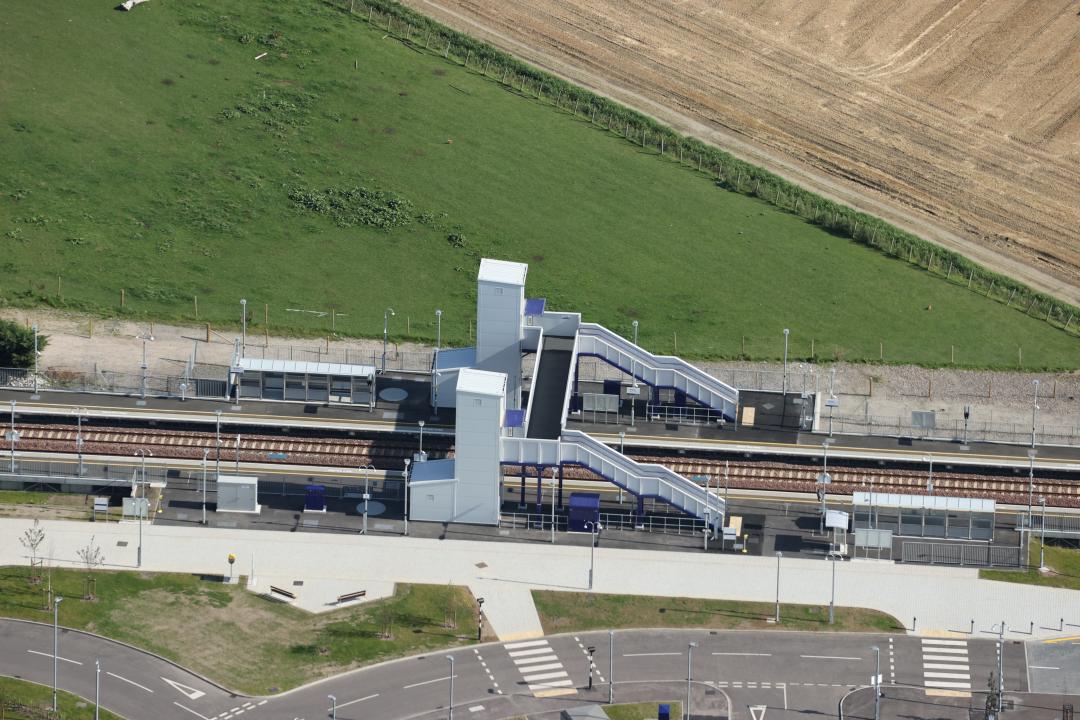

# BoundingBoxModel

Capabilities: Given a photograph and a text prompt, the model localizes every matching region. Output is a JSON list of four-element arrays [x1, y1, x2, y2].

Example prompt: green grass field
[[2, 0, 1077, 367], [980, 540, 1080, 591], [533, 591, 901, 634], [0, 676, 123, 720], [0, 567, 480, 694]]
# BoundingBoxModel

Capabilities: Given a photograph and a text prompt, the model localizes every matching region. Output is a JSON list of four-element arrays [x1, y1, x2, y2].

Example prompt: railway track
[[6, 423, 1079, 507]]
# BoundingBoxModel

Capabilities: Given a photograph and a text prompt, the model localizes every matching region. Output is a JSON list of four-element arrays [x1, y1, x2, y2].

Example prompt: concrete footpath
[[1, 518, 1077, 641]]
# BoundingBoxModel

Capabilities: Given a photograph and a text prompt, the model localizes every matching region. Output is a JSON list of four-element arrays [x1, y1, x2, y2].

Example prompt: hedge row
[[332, 0, 1080, 338]]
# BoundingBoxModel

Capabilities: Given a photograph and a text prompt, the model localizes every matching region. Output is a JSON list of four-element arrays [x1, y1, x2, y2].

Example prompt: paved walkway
[[0, 518, 1076, 641]]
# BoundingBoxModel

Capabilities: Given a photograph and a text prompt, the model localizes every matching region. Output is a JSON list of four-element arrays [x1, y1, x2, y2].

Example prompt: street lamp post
[[685, 641, 697, 720], [9, 399, 17, 473], [201, 449, 209, 525], [32, 325, 39, 394], [1031, 379, 1040, 449], [818, 441, 830, 533], [418, 420, 425, 455], [240, 299, 247, 358], [608, 630, 614, 704], [782, 328, 790, 396], [435, 309, 442, 350], [52, 596, 63, 712], [829, 556, 837, 624], [75, 409, 86, 476], [872, 645, 881, 720], [586, 520, 601, 590], [382, 307, 395, 373], [1039, 496, 1047, 571], [135, 449, 151, 567], [328, 694, 336, 720], [587, 646, 596, 690], [403, 458, 410, 536], [447, 656, 455, 720], [215, 410, 222, 478], [774, 551, 782, 623], [140, 336, 150, 400], [360, 464, 374, 534], [1027, 452, 1036, 528]]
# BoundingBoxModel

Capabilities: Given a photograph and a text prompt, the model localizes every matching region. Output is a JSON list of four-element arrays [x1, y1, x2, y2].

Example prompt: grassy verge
[[606, 701, 681, 720], [0, 567, 482, 695], [533, 591, 900, 635], [0, 491, 92, 521], [0, 676, 123, 720], [1, 0, 1077, 367], [980, 541, 1080, 591]]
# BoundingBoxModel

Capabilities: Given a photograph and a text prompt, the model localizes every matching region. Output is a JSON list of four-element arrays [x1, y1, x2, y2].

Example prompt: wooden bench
[[269, 585, 297, 600], [336, 590, 367, 604]]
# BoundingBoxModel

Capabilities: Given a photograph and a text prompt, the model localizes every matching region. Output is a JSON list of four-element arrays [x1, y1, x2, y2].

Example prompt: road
[[0, 620, 1033, 720]]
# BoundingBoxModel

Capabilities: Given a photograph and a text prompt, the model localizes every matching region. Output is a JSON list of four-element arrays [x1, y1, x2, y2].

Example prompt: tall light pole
[[1031, 379, 1040, 449], [818, 441, 830, 534], [828, 367, 837, 438], [240, 299, 248, 358], [360, 463, 375, 534], [774, 551, 782, 623], [1027, 452, 1036, 528], [828, 555, 837, 624], [138, 331, 154, 401], [135, 449, 152, 567], [608, 630, 614, 704], [418, 420, 425, 455], [201, 449, 209, 525], [586, 520, 601, 590], [52, 596, 63, 712], [782, 328, 790, 396], [32, 324, 39, 394], [403, 458, 410, 536], [95, 658, 101, 720], [9, 399, 18, 473], [926, 455, 934, 495], [872, 645, 881, 720], [685, 641, 698, 720], [382, 307, 395, 373], [328, 694, 336, 720], [447, 655, 455, 720], [75, 408, 86, 477], [435, 309, 442, 350], [215, 410, 222, 478], [1039, 496, 1047, 571]]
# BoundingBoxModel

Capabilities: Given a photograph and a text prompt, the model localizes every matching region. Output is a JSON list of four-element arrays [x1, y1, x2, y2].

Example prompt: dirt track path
[[400, 0, 1080, 307]]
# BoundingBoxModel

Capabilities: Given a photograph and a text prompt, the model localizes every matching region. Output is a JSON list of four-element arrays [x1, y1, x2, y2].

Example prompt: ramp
[[575, 322, 738, 420], [527, 336, 575, 440]]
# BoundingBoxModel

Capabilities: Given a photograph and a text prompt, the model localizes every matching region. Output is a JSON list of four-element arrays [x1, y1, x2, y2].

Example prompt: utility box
[[304, 485, 326, 513], [567, 493, 600, 533], [217, 475, 260, 514], [658, 704, 671, 720]]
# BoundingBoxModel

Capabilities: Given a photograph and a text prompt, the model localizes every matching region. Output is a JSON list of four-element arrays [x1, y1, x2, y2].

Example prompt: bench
[[336, 590, 367, 604], [269, 585, 297, 600]]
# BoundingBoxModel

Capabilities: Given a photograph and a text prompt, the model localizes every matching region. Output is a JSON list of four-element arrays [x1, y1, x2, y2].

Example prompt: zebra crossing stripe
[[505, 640, 550, 650], [514, 654, 559, 666]]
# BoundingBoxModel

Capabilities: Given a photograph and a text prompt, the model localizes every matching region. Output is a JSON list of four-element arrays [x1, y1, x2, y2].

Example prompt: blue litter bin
[[658, 704, 670, 720]]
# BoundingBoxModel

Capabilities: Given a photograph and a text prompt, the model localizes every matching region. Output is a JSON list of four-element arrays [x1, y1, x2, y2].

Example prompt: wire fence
[[246, 344, 434, 373], [829, 414, 1080, 447], [900, 541, 1022, 568]]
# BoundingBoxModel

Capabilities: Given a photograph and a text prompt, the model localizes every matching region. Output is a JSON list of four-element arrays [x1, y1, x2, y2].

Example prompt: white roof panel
[[237, 357, 375, 378], [478, 258, 527, 286], [435, 347, 476, 371], [456, 367, 506, 397], [852, 491, 995, 513], [216, 475, 258, 485]]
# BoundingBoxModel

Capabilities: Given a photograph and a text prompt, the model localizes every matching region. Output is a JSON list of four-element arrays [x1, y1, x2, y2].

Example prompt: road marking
[[509, 647, 555, 658], [924, 672, 971, 679], [919, 647, 967, 654], [712, 652, 771, 657], [800, 655, 861, 661], [623, 652, 683, 657], [516, 662, 563, 673], [1043, 635, 1080, 645], [921, 639, 968, 646], [404, 675, 455, 689], [173, 702, 213, 720], [106, 672, 153, 693], [27, 650, 82, 665], [162, 677, 206, 700], [523, 670, 570, 682], [1030, 666, 1060, 670], [528, 679, 574, 691], [924, 664, 970, 671], [469, 706, 485, 713], [514, 654, 559, 666], [923, 654, 969, 662], [336, 694, 379, 709], [924, 680, 971, 689], [504, 640, 550, 650]]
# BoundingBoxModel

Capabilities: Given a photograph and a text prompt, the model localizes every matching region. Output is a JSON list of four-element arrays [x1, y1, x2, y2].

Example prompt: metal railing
[[246, 345, 434, 374], [831, 414, 1080, 448], [1017, 513, 1080, 537], [0, 460, 168, 489], [900, 541, 1021, 567], [498, 510, 707, 537]]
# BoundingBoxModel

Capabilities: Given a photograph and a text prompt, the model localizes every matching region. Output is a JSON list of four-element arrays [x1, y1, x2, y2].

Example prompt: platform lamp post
[[403, 458, 410, 536], [774, 551, 782, 623], [52, 596, 63, 712], [135, 449, 152, 567], [685, 641, 698, 720], [201, 448, 209, 525], [328, 694, 336, 720], [240, 299, 247, 358], [782, 328, 790, 396], [1026, 451, 1036, 528], [608, 630, 614, 704], [630, 320, 640, 428], [418, 420, 425, 456], [872, 645, 881, 720], [1039, 496, 1047, 571], [818, 441, 830, 533], [586, 520, 601, 590], [435, 308, 442, 351], [1031, 379, 1040, 449], [447, 655, 455, 720], [95, 658, 101, 720], [828, 555, 837, 624], [7, 399, 16, 473], [32, 324, 39, 394], [382, 307, 395, 374], [926, 455, 934, 495], [75, 408, 86, 476], [138, 332, 154, 401], [360, 463, 375, 534]]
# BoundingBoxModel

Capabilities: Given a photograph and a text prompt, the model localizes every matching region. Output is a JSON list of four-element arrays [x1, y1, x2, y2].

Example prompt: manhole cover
[[116, 541, 128, 547], [378, 387, 408, 402], [356, 500, 386, 516]]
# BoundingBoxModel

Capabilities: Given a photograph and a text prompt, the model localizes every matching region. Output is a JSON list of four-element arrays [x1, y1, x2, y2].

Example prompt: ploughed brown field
[[403, 0, 1080, 304]]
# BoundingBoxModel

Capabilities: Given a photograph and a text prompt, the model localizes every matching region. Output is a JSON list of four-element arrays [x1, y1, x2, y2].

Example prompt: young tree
[[19, 518, 45, 583], [0, 319, 47, 368], [76, 535, 104, 600]]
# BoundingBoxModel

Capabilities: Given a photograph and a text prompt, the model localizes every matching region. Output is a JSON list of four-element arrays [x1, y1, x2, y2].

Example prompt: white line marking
[[623, 652, 683, 657], [523, 670, 570, 682], [257, 700, 267, 706], [922, 654, 969, 662], [509, 647, 555, 658], [513, 654, 559, 666], [924, 672, 971, 679], [924, 680, 971, 689], [712, 652, 771, 657], [800, 655, 861, 661], [528, 680, 574, 690], [516, 662, 564, 673], [921, 639, 968, 646], [337, 693, 379, 709], [1030, 666, 1060, 670], [924, 664, 970, 671], [469, 706, 485, 713], [106, 672, 153, 693], [161, 677, 206, 700], [173, 702, 213, 720], [27, 650, 82, 665], [919, 647, 968, 655], [504, 640, 550, 650], [404, 675, 455, 689]]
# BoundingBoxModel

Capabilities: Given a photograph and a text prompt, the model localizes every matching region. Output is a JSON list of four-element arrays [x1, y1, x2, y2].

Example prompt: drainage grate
[[116, 541, 128, 547]]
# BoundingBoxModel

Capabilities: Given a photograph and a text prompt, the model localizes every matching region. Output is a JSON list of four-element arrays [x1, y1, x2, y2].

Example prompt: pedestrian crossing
[[920, 638, 971, 692], [504, 639, 576, 697]]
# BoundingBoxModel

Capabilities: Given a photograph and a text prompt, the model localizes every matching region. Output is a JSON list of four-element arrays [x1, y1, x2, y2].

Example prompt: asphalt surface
[[0, 621, 1039, 720]]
